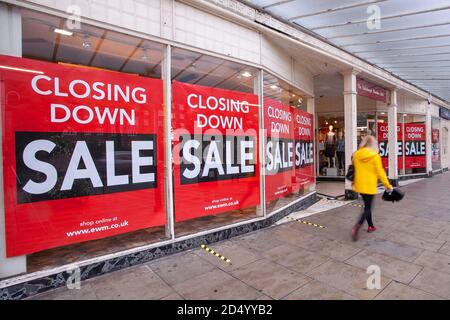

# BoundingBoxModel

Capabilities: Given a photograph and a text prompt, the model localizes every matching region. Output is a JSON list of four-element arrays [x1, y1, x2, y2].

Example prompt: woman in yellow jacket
[[352, 135, 393, 241]]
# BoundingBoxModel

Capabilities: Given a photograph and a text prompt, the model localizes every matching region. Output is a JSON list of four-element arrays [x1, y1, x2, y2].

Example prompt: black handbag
[[382, 188, 405, 203], [345, 153, 355, 181], [345, 164, 354, 181]]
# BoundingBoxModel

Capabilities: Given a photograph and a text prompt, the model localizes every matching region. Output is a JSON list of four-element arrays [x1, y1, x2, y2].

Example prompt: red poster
[[0, 55, 165, 257], [378, 122, 402, 169], [377, 122, 426, 169], [404, 123, 426, 169], [264, 98, 294, 202], [172, 82, 260, 222], [292, 108, 315, 192]]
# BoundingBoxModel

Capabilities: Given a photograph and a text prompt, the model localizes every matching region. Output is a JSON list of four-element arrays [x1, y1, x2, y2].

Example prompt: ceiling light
[[142, 48, 149, 60], [54, 28, 73, 36], [241, 71, 252, 78], [334, 121, 338, 124], [270, 85, 278, 90], [292, 94, 296, 97], [380, 112, 386, 115], [82, 35, 92, 49]]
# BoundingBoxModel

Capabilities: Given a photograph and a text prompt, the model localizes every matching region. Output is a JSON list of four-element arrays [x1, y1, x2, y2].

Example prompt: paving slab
[[438, 242, 450, 256], [270, 223, 318, 246], [230, 259, 311, 300], [355, 237, 423, 263], [148, 252, 216, 286], [345, 250, 422, 284], [414, 250, 450, 274], [410, 268, 450, 299], [298, 237, 362, 262], [375, 282, 442, 300], [261, 243, 330, 274], [283, 280, 357, 300], [88, 265, 173, 300], [306, 260, 391, 300], [172, 268, 262, 300], [385, 231, 445, 252], [230, 228, 284, 252]]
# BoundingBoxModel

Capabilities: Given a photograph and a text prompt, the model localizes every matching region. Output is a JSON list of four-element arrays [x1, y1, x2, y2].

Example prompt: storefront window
[[390, 114, 427, 175], [263, 73, 315, 214], [6, 9, 168, 275], [443, 127, 448, 160], [317, 114, 344, 177], [171, 48, 262, 236], [432, 117, 441, 171]]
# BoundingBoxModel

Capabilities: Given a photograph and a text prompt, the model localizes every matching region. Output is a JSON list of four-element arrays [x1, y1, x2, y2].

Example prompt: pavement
[[31, 173, 450, 300]]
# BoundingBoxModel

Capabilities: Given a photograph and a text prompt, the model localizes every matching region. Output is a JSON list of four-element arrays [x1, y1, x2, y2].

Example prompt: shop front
[[1, 0, 449, 300], [0, 4, 316, 296]]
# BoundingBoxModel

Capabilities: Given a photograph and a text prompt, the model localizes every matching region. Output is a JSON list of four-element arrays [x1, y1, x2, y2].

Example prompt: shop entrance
[[314, 73, 345, 199], [314, 73, 391, 199]]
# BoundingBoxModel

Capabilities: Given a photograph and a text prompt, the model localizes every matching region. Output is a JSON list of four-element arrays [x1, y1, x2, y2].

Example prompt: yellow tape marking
[[287, 216, 327, 229], [201, 244, 232, 265]]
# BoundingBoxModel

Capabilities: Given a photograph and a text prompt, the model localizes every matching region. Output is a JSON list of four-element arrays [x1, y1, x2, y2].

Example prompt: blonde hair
[[359, 135, 379, 152]]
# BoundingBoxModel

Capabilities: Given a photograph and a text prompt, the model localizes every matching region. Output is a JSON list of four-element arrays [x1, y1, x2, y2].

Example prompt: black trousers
[[358, 194, 374, 227], [336, 151, 345, 169]]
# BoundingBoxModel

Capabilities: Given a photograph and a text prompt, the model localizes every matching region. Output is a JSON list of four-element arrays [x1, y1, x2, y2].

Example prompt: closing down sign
[[0, 55, 166, 257]]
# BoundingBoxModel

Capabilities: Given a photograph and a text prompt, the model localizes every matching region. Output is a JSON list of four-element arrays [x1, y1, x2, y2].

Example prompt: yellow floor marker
[[200, 244, 232, 265], [287, 216, 327, 229]]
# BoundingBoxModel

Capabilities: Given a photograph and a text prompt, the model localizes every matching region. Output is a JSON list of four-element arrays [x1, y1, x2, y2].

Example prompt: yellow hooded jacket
[[352, 147, 393, 195]]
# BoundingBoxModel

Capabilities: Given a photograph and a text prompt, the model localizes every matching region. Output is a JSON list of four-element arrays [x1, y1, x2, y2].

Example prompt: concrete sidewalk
[[32, 173, 450, 300]]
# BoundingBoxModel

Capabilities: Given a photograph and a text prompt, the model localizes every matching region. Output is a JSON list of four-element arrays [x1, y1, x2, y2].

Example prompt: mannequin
[[324, 125, 336, 168], [336, 131, 345, 174]]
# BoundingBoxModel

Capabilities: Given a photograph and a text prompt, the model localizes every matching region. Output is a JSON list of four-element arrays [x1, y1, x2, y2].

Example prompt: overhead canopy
[[246, 0, 450, 102]]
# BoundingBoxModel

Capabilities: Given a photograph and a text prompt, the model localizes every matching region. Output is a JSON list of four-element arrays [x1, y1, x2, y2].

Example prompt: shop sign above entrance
[[356, 78, 387, 103]]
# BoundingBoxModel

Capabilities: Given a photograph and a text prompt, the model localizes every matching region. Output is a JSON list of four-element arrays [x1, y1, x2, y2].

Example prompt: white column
[[388, 89, 398, 185], [255, 69, 265, 216], [162, 44, 175, 239], [0, 3, 27, 278], [426, 102, 432, 175], [342, 70, 359, 200]]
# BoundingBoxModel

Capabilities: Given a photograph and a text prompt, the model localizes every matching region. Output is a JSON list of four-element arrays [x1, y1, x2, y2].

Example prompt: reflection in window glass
[[263, 73, 315, 214], [171, 48, 262, 237], [22, 10, 164, 78], [171, 48, 257, 93]]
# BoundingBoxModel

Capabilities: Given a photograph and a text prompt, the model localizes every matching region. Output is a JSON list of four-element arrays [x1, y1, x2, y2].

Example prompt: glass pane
[[171, 48, 262, 237], [432, 117, 442, 170], [15, 9, 167, 275], [22, 10, 164, 79], [317, 114, 345, 177], [398, 114, 427, 175], [263, 72, 315, 214]]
